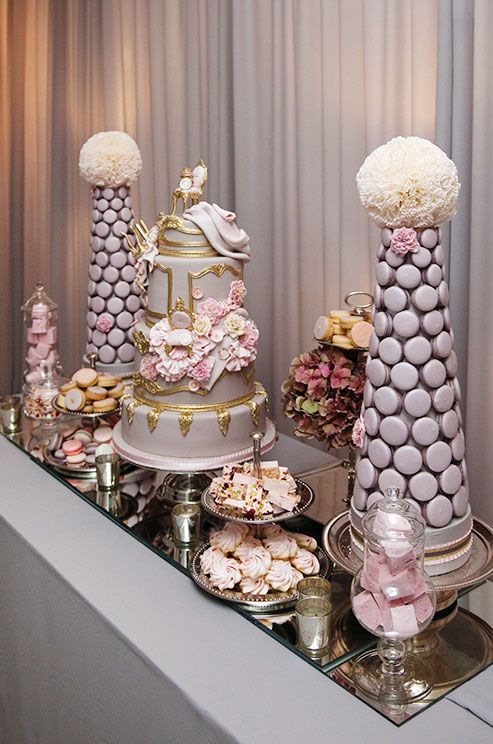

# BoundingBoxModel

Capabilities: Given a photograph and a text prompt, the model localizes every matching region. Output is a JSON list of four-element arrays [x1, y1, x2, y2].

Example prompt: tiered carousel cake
[[350, 137, 472, 576], [112, 162, 275, 470]]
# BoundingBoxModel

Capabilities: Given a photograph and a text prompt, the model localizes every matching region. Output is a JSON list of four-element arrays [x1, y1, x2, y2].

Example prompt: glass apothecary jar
[[22, 283, 64, 420], [350, 488, 436, 706]]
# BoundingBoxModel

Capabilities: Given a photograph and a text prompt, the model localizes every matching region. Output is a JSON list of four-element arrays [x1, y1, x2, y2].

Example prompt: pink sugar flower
[[96, 314, 114, 333], [352, 417, 366, 449], [227, 280, 247, 309], [190, 358, 214, 382], [196, 297, 224, 325], [140, 356, 158, 381], [390, 227, 419, 256]]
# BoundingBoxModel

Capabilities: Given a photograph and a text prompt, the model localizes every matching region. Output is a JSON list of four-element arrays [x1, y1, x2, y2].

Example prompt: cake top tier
[[356, 136, 460, 229]]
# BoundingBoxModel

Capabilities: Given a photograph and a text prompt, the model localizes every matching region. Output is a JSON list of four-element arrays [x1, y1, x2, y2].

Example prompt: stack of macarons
[[55, 367, 124, 414], [48, 420, 117, 469], [314, 310, 373, 350]]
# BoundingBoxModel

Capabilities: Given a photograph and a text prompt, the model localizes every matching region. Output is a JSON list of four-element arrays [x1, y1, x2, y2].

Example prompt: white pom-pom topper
[[356, 136, 460, 229], [79, 131, 142, 187]]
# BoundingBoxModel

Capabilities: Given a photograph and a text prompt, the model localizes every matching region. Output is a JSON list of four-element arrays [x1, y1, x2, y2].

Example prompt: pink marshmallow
[[382, 540, 416, 574], [388, 604, 419, 637], [360, 570, 380, 594], [25, 370, 42, 383], [352, 591, 383, 631], [374, 511, 412, 537], [412, 593, 434, 624], [35, 342, 51, 360], [31, 317, 49, 333], [373, 591, 391, 613], [45, 326, 57, 344], [380, 566, 417, 601], [31, 302, 50, 318]]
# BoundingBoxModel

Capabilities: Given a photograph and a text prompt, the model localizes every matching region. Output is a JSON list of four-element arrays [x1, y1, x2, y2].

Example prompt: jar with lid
[[22, 283, 64, 419], [350, 487, 436, 706]]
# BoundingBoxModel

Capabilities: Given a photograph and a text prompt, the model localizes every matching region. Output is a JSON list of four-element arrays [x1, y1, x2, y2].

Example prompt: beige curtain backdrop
[[436, 0, 493, 525], [0, 0, 437, 415]]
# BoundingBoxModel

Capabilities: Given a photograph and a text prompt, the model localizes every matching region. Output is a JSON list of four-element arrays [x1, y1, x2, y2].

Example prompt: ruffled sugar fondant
[[184, 202, 251, 262]]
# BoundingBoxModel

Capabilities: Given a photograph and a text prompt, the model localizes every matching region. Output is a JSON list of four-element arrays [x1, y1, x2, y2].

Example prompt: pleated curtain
[[2, 0, 492, 521]]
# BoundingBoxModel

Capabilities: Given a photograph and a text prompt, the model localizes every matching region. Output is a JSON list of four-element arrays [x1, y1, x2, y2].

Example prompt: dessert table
[[0, 433, 492, 743]]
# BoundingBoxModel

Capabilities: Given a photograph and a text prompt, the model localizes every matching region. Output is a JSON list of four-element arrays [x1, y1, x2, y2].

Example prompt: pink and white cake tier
[[350, 137, 473, 576], [113, 165, 274, 471]]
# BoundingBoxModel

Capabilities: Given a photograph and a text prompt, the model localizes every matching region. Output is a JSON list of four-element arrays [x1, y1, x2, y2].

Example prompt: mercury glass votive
[[0, 394, 22, 434], [297, 577, 332, 602], [296, 597, 332, 653], [95, 453, 121, 490], [171, 503, 202, 545]]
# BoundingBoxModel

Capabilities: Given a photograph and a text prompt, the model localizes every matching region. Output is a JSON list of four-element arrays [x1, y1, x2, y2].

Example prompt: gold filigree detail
[[157, 213, 203, 235], [125, 399, 138, 425], [178, 412, 193, 436], [158, 246, 217, 258], [133, 390, 256, 413], [217, 409, 231, 437], [188, 264, 243, 311], [147, 407, 161, 433], [246, 399, 260, 427], [123, 219, 151, 258], [133, 330, 150, 355]]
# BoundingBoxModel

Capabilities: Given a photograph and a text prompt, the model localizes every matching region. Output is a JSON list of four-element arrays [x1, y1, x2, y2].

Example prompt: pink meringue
[[292, 533, 318, 552], [210, 523, 250, 553], [263, 532, 298, 560], [239, 577, 270, 595], [233, 537, 264, 561], [291, 548, 320, 575], [239, 547, 272, 579], [265, 560, 302, 592], [208, 556, 242, 591], [200, 546, 225, 575]]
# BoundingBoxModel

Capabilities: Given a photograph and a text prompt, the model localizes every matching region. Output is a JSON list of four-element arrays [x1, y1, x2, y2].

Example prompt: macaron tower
[[79, 131, 144, 377], [351, 137, 472, 576]]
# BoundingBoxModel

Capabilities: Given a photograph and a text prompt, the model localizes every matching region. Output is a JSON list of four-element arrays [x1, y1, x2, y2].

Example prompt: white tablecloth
[[0, 435, 492, 744]]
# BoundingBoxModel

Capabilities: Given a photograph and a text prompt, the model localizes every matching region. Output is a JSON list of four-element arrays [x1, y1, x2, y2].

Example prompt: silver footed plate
[[201, 477, 314, 525], [52, 394, 120, 420], [191, 541, 330, 613]]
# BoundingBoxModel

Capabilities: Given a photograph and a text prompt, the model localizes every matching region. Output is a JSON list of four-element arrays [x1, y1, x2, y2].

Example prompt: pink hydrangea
[[140, 356, 158, 381], [196, 297, 224, 325], [190, 358, 214, 382], [390, 227, 419, 256], [352, 417, 366, 449], [96, 314, 114, 333], [227, 280, 247, 309]]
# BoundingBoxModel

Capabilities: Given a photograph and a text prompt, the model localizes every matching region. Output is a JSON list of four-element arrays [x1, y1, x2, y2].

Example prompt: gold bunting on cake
[[126, 399, 137, 425], [246, 399, 260, 427], [178, 412, 193, 437], [133, 330, 150, 355], [217, 409, 231, 437], [147, 407, 161, 433]]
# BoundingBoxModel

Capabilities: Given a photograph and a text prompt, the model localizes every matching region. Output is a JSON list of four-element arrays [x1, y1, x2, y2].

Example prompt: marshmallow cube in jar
[[351, 492, 436, 640]]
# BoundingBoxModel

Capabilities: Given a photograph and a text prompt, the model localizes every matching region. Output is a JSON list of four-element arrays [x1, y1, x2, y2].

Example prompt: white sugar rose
[[224, 312, 246, 338], [193, 315, 213, 336], [356, 136, 460, 228]]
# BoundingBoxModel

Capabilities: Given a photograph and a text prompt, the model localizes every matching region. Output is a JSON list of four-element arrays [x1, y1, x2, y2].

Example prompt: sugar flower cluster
[[79, 131, 142, 187], [140, 280, 257, 389], [356, 136, 460, 229]]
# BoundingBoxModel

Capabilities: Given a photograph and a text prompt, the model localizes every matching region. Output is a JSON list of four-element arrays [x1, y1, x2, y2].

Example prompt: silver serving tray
[[190, 541, 330, 613], [201, 477, 314, 525]]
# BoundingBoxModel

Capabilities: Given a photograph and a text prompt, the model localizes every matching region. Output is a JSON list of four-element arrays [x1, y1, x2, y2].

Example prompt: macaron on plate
[[52, 368, 125, 419]]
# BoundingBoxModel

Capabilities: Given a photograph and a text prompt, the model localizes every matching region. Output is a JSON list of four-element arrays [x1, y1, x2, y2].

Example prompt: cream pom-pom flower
[[79, 130, 142, 187], [356, 136, 460, 228]]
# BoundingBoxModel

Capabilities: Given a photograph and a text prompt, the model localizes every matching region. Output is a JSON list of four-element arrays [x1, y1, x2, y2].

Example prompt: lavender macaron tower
[[351, 136, 472, 576], [79, 131, 144, 377]]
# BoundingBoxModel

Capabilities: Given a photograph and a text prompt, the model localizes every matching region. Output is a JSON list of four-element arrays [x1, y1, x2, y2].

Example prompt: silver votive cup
[[296, 597, 332, 653], [171, 503, 202, 545], [297, 576, 332, 602], [96, 486, 123, 517], [95, 453, 121, 490], [0, 394, 22, 434]]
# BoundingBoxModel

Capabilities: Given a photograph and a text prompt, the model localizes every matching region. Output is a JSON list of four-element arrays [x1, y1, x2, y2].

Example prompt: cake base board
[[112, 418, 276, 472]]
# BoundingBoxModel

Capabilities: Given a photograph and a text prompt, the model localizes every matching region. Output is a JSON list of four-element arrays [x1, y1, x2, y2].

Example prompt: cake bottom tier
[[350, 502, 473, 576], [114, 389, 274, 471]]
